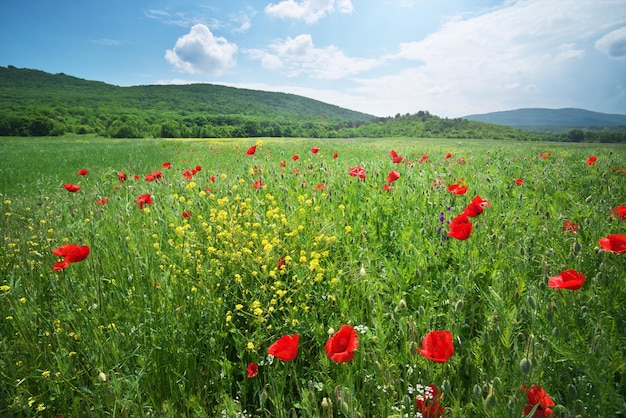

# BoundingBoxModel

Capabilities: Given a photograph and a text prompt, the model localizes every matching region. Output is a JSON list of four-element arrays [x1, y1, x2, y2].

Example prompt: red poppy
[[448, 214, 473, 240], [162, 162, 172, 169], [444, 152, 452, 159], [515, 179, 524, 186], [277, 256, 286, 271], [311, 146, 320, 154], [418, 154, 430, 163], [349, 166, 366, 179], [418, 330, 454, 363], [598, 234, 626, 253], [463, 195, 490, 217], [252, 180, 263, 189], [52, 244, 90, 270], [387, 170, 400, 184], [548, 269, 586, 290], [325, 325, 359, 363], [63, 184, 80, 192], [586, 155, 597, 166], [560, 221, 578, 234], [268, 334, 299, 361], [610, 206, 626, 220], [246, 362, 258, 378], [117, 172, 127, 182], [182, 211, 192, 219], [195, 165, 202, 171], [182, 169, 193, 181], [136, 194, 153, 210], [96, 197, 109, 206], [415, 384, 446, 418], [447, 182, 467, 195], [78, 169, 88, 176], [457, 157, 466, 164], [333, 153, 338, 159], [522, 385, 554, 418], [133, 174, 140, 180], [292, 155, 299, 161], [210, 176, 216, 182], [144, 173, 156, 182], [246, 145, 257, 155], [390, 149, 399, 158]]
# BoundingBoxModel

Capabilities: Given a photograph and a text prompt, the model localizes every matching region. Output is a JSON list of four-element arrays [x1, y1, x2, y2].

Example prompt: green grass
[[1, 135, 625, 417]]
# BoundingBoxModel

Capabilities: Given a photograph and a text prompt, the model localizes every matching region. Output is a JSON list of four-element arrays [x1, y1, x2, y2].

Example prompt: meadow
[[0, 135, 625, 417]]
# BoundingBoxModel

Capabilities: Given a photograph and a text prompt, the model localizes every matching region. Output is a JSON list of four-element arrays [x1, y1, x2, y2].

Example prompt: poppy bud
[[552, 327, 560, 338], [497, 241, 504, 250], [418, 306, 425, 317], [396, 299, 407, 311], [454, 300, 464, 312], [572, 241, 582, 255], [473, 384, 483, 397], [339, 401, 351, 417], [321, 397, 331, 409], [527, 296, 536, 311], [442, 380, 451, 393], [598, 262, 605, 272], [567, 384, 578, 399], [520, 358, 532, 375], [585, 195, 592, 203], [359, 266, 366, 276], [259, 388, 268, 406]]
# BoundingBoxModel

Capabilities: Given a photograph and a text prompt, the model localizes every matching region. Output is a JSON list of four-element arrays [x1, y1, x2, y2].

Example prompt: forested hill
[[1, 66, 624, 142]]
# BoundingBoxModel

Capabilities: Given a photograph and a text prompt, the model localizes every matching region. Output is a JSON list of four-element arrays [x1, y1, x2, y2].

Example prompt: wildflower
[[515, 179, 524, 186], [562, 220, 579, 233], [247, 362, 258, 378], [63, 184, 80, 192], [98, 371, 107, 382], [447, 181, 467, 195], [548, 269, 586, 290], [444, 152, 452, 159], [182, 211, 192, 219], [292, 155, 299, 161], [247, 341, 255, 350], [117, 172, 127, 182], [52, 244, 90, 270], [267, 334, 299, 361], [598, 234, 626, 253], [415, 384, 445, 418], [386, 170, 400, 185], [419, 154, 430, 163], [333, 153, 338, 158], [349, 166, 366, 179], [162, 162, 172, 169], [610, 206, 626, 220], [417, 330, 454, 363], [246, 145, 257, 155], [252, 180, 263, 189], [325, 324, 359, 362], [448, 213, 472, 240], [95, 197, 108, 206], [0, 285, 10, 292], [522, 384, 554, 417], [463, 195, 490, 217], [78, 169, 88, 176], [311, 146, 320, 154], [136, 194, 153, 210], [586, 155, 597, 166]]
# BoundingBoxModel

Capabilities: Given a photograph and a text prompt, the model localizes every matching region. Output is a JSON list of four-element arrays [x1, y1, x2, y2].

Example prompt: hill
[[463, 108, 626, 130]]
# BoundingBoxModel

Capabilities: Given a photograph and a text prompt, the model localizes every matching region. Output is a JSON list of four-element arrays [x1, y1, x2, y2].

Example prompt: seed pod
[[455, 299, 464, 312], [473, 384, 483, 398], [520, 358, 532, 375]]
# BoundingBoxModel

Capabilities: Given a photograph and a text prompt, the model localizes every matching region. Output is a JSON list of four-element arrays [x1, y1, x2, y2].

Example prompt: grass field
[[1, 135, 625, 417]]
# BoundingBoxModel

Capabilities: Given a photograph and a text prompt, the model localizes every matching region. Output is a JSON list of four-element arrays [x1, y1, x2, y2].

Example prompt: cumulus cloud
[[352, 0, 626, 116], [246, 33, 380, 79], [265, 0, 353, 24], [595, 26, 626, 59], [165, 24, 237, 75]]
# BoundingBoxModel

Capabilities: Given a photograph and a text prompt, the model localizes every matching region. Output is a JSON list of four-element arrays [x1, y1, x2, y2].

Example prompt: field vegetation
[[1, 135, 625, 417]]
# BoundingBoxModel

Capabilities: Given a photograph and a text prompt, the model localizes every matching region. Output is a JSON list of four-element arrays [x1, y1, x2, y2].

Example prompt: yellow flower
[[41, 370, 51, 378], [19, 297, 26, 304], [345, 225, 352, 233], [37, 403, 46, 412], [0, 285, 9, 292], [253, 307, 263, 316], [247, 341, 255, 350], [235, 304, 243, 311]]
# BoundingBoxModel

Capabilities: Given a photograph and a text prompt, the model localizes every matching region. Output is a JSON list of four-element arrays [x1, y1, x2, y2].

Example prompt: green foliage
[[1, 136, 625, 417]]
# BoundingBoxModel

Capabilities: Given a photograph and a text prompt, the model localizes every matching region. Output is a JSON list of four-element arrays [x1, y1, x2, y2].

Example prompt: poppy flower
[[252, 180, 263, 189], [133, 174, 140, 180], [598, 234, 626, 253], [311, 146, 320, 154], [277, 256, 286, 271], [522, 385, 554, 418], [52, 244, 90, 270], [268, 334, 299, 361], [144, 173, 156, 182], [419, 154, 430, 163], [463, 195, 490, 217], [447, 182, 467, 195], [417, 330, 454, 363], [387, 170, 400, 185], [562, 220, 579, 233], [63, 184, 80, 193], [246, 145, 257, 155], [515, 179, 524, 186], [548, 269, 586, 290], [246, 362, 258, 378], [610, 206, 626, 220], [333, 153, 338, 159], [292, 155, 299, 161], [78, 169, 88, 176], [136, 194, 153, 210], [448, 214, 473, 240], [95, 197, 108, 206], [349, 166, 366, 179], [444, 152, 452, 159], [325, 325, 359, 363], [182, 210, 192, 219], [586, 155, 597, 166], [117, 172, 127, 182], [415, 384, 445, 418], [162, 162, 172, 169], [210, 176, 216, 182]]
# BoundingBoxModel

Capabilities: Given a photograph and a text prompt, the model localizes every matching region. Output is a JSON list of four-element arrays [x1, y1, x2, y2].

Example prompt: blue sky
[[1, 0, 625, 118]]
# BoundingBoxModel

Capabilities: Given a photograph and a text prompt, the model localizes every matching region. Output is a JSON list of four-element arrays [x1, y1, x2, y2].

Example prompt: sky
[[1, 0, 625, 118]]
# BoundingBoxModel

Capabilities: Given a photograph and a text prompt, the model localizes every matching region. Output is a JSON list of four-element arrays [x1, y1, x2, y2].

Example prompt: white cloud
[[165, 24, 238, 75], [350, 0, 626, 117], [265, 0, 353, 24], [247, 34, 380, 79], [595, 26, 626, 59]]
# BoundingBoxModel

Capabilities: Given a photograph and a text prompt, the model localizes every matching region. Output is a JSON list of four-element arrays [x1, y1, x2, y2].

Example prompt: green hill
[[464, 108, 626, 129]]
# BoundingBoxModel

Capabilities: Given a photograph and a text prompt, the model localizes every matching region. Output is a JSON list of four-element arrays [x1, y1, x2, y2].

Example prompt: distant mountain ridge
[[463, 108, 626, 128]]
